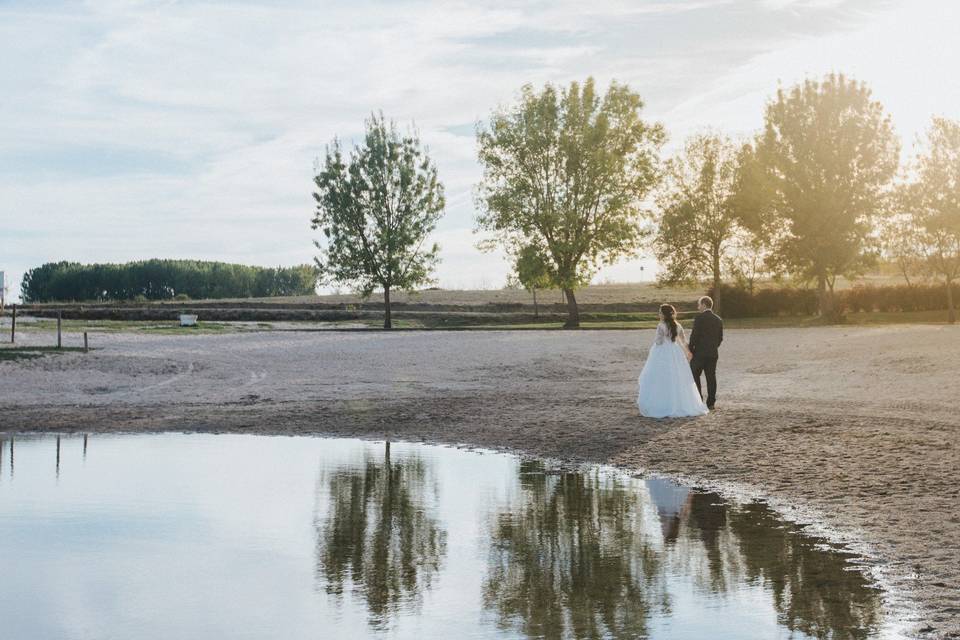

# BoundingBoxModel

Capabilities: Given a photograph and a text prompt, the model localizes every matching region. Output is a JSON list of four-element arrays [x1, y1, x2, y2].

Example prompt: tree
[[879, 212, 926, 287], [735, 74, 899, 320], [513, 244, 553, 319], [476, 78, 665, 328], [724, 230, 770, 295], [653, 133, 743, 314], [312, 113, 444, 329], [903, 117, 960, 323]]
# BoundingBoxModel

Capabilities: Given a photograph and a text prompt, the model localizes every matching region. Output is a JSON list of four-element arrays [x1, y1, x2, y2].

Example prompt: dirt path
[[1, 325, 958, 638]]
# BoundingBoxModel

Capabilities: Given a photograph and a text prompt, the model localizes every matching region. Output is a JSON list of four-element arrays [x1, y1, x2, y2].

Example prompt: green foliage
[[653, 133, 746, 313], [20, 260, 318, 303], [475, 77, 665, 327], [513, 245, 553, 292], [734, 73, 899, 318], [312, 112, 444, 328], [900, 117, 960, 322]]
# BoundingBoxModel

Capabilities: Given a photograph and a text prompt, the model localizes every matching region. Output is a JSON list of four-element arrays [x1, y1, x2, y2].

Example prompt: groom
[[688, 296, 723, 409]]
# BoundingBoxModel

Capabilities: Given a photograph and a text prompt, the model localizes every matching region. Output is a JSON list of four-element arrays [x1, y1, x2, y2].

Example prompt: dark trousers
[[690, 355, 718, 407]]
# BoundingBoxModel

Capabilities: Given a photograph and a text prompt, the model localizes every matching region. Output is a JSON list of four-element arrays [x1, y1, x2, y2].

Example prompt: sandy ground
[[1, 325, 958, 638]]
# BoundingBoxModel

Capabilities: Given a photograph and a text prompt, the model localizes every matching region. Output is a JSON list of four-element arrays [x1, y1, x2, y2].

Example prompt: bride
[[637, 304, 708, 418]]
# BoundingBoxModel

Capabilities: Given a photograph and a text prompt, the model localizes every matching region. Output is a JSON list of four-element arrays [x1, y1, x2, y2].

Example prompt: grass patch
[[139, 322, 236, 334], [424, 310, 956, 331], [17, 319, 241, 334]]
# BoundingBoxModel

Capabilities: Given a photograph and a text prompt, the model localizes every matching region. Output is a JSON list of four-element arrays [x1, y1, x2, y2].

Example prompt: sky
[[1, 0, 958, 301]]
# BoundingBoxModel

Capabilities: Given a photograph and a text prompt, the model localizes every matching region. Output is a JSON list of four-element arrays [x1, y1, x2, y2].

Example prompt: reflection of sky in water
[[0, 434, 891, 639]]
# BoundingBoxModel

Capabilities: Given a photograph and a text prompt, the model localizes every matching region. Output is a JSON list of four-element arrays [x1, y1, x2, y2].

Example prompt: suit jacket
[[688, 310, 723, 359]]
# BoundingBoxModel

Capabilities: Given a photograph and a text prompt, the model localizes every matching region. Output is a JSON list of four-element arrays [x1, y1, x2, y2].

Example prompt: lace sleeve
[[654, 322, 668, 345], [677, 324, 686, 345]]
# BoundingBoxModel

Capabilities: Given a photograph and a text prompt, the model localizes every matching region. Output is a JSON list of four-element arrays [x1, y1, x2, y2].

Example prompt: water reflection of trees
[[482, 461, 666, 640], [314, 443, 447, 629], [485, 465, 883, 640], [666, 488, 883, 640], [724, 501, 883, 640]]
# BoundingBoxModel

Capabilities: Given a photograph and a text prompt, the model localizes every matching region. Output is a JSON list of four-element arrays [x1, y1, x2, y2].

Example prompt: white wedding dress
[[637, 322, 709, 418]]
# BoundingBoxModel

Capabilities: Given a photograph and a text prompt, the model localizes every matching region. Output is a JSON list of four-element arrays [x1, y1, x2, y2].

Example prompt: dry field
[[307, 281, 704, 306], [1, 322, 957, 637], [122, 273, 908, 306]]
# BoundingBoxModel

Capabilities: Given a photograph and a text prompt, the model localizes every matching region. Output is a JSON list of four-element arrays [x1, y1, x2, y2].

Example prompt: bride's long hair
[[660, 304, 679, 342]]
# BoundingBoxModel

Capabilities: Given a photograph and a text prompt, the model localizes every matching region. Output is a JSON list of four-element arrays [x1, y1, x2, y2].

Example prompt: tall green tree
[[312, 113, 445, 329], [902, 117, 960, 323], [653, 133, 744, 314], [475, 78, 665, 328], [734, 74, 899, 319]]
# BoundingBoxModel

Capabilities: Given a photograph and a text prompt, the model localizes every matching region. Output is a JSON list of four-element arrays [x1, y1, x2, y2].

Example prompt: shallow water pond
[[0, 434, 892, 639]]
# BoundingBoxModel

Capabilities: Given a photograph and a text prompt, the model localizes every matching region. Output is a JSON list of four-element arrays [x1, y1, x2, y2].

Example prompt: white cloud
[[1, 0, 956, 301]]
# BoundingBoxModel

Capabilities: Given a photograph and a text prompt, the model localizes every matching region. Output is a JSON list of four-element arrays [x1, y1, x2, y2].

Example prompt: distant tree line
[[20, 259, 318, 303]]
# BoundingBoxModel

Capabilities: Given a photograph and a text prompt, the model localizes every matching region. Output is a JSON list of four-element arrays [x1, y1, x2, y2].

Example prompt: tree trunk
[[947, 276, 956, 324], [563, 288, 580, 329], [712, 249, 722, 315], [713, 277, 723, 316], [899, 258, 912, 287], [817, 274, 835, 321], [383, 286, 392, 329], [532, 289, 539, 320]]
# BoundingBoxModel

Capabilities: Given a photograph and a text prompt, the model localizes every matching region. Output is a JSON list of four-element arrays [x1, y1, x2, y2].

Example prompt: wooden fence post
[[10, 304, 15, 344], [57, 310, 62, 349], [83, 332, 89, 353]]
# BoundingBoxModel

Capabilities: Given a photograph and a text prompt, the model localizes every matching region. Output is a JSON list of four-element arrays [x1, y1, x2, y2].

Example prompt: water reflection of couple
[[637, 296, 723, 418]]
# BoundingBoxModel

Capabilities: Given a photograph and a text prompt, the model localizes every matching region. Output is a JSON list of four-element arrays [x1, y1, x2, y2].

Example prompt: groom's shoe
[[706, 401, 716, 410]]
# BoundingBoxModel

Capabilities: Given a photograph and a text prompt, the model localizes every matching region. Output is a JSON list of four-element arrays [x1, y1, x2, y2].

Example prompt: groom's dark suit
[[688, 309, 723, 408]]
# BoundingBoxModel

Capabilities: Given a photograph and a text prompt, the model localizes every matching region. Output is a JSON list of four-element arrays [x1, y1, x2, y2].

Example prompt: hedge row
[[20, 260, 319, 303], [710, 282, 958, 318], [709, 285, 818, 318], [841, 283, 958, 313]]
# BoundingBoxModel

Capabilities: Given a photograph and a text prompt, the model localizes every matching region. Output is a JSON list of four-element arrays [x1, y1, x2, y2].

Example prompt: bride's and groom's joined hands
[[637, 296, 723, 419]]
